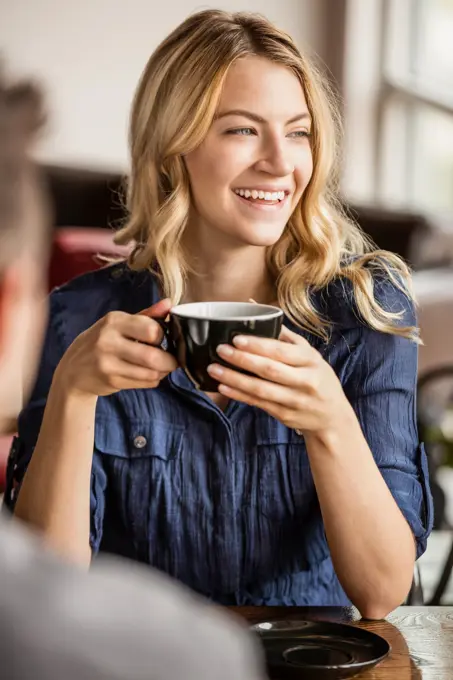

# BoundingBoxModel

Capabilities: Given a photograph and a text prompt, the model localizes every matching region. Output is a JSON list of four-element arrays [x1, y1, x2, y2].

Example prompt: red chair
[[49, 227, 130, 289], [0, 227, 129, 493]]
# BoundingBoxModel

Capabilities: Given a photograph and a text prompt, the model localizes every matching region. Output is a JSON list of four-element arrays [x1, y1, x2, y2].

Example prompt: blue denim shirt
[[5, 264, 433, 606]]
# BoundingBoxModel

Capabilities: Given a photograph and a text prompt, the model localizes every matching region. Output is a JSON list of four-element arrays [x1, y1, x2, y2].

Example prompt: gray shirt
[[0, 516, 265, 680]]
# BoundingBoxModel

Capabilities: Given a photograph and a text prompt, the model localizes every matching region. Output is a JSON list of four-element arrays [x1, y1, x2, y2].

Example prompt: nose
[[253, 133, 294, 177]]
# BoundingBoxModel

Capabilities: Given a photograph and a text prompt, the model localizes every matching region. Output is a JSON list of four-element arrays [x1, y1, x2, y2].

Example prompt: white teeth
[[234, 189, 287, 202]]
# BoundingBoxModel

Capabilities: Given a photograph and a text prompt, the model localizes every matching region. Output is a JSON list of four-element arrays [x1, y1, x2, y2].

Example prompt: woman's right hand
[[54, 298, 178, 398]]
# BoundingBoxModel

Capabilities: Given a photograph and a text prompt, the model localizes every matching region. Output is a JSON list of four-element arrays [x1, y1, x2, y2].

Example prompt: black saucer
[[251, 620, 390, 679]]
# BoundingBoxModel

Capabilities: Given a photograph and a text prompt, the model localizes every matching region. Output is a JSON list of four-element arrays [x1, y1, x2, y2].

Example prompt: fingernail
[[233, 336, 248, 348], [207, 364, 224, 376], [217, 344, 233, 356]]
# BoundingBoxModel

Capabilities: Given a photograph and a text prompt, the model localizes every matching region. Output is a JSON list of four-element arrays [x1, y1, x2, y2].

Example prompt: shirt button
[[133, 435, 147, 449]]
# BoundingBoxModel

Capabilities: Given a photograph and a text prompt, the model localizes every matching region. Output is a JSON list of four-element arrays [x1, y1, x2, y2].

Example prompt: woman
[[6, 10, 432, 616]]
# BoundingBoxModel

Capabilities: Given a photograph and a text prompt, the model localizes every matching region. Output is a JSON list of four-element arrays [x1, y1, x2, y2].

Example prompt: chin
[[240, 224, 286, 248], [245, 236, 282, 248]]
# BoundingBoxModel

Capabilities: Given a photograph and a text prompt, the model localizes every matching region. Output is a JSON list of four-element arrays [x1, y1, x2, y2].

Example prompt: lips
[[234, 188, 287, 203], [233, 189, 289, 211]]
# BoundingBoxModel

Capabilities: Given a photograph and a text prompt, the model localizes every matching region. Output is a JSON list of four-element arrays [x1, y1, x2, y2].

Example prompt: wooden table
[[231, 606, 453, 679]]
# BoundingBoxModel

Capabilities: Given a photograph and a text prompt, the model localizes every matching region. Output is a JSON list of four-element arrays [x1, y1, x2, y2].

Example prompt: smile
[[232, 188, 289, 210], [234, 188, 286, 202]]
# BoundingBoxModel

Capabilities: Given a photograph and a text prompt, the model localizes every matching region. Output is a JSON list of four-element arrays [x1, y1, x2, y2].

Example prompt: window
[[380, 0, 453, 212]]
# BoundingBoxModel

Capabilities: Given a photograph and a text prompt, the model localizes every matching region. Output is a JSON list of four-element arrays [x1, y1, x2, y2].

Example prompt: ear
[[0, 264, 21, 358]]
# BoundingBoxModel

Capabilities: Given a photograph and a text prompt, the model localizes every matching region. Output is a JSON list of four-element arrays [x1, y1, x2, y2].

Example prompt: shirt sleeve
[[3, 293, 64, 514], [4, 294, 107, 556], [342, 279, 434, 559]]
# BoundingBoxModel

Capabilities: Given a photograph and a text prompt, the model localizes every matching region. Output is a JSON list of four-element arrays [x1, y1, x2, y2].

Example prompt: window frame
[[337, 0, 453, 210], [377, 0, 453, 209]]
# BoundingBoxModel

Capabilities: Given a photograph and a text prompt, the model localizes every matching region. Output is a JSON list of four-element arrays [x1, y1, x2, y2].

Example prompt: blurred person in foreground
[[0, 70, 264, 680]]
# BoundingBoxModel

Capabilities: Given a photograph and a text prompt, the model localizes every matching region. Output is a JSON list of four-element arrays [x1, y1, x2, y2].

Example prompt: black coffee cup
[[160, 301, 284, 391]]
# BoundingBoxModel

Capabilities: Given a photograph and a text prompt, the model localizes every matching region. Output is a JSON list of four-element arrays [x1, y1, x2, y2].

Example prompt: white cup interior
[[171, 301, 283, 321]]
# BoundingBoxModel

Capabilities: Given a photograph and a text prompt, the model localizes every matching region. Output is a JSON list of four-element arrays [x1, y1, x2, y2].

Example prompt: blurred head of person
[[0, 69, 50, 434], [115, 9, 416, 342]]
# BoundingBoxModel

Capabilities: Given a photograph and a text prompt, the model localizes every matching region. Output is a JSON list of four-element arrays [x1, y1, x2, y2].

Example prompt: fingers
[[123, 298, 172, 345], [214, 346, 312, 389], [102, 357, 167, 391], [138, 298, 172, 319], [116, 336, 178, 374], [95, 306, 178, 385], [128, 317, 165, 346], [207, 362, 302, 409], [104, 311, 165, 346], [231, 333, 315, 366], [215, 332, 316, 372]]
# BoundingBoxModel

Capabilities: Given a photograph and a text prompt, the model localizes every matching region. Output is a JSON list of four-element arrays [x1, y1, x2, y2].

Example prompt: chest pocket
[[94, 416, 184, 461], [94, 415, 186, 556]]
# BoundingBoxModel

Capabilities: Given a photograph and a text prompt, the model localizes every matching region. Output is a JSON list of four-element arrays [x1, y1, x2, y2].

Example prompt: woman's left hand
[[207, 326, 353, 437]]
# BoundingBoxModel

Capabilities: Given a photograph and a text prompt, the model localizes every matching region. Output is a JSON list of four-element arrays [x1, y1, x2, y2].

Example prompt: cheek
[[295, 148, 314, 195], [186, 150, 214, 195], [186, 148, 236, 205]]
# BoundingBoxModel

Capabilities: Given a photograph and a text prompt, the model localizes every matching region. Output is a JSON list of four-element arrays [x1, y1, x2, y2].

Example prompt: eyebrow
[[215, 109, 312, 125]]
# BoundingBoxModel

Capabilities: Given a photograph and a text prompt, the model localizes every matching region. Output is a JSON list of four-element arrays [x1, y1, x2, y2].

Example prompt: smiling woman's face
[[184, 55, 313, 249]]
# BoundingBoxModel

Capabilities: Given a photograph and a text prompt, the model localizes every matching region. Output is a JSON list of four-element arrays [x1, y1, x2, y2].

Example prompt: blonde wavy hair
[[115, 9, 418, 343]]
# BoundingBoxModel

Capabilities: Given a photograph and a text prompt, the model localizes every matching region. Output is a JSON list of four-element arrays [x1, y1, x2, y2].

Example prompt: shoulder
[[312, 270, 416, 333], [304, 268, 419, 385], [49, 263, 160, 349], [51, 261, 152, 304]]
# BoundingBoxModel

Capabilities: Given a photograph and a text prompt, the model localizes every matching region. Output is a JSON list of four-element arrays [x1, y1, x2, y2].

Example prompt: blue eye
[[288, 130, 311, 139], [226, 127, 256, 136]]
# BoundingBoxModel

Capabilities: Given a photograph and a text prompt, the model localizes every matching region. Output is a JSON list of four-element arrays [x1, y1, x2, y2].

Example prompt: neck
[[182, 212, 278, 304], [184, 244, 276, 305]]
